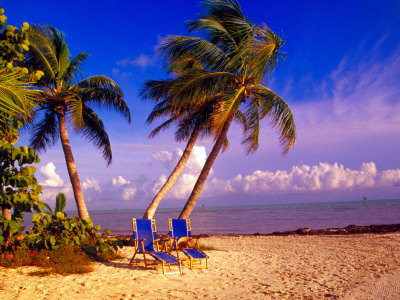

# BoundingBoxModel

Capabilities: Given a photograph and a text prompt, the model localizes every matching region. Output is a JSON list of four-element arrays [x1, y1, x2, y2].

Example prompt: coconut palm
[[141, 75, 225, 219], [157, 0, 296, 219], [23, 26, 131, 219]]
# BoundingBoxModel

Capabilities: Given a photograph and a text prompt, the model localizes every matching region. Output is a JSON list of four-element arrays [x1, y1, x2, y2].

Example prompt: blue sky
[[5, 0, 400, 211]]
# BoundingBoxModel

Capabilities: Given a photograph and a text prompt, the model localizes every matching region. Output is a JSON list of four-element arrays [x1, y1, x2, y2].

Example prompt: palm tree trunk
[[143, 129, 200, 219], [179, 114, 235, 219], [57, 112, 89, 220]]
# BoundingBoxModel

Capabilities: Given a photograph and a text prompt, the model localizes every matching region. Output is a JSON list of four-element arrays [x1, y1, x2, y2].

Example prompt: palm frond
[[250, 85, 296, 153], [63, 52, 90, 85], [73, 75, 131, 123], [46, 26, 70, 80], [0, 70, 38, 122], [29, 111, 59, 152], [212, 86, 244, 134], [241, 100, 260, 154], [24, 25, 58, 81], [149, 117, 177, 138], [250, 25, 286, 79], [187, 17, 237, 52], [68, 94, 84, 130], [160, 36, 229, 71], [78, 106, 112, 165]]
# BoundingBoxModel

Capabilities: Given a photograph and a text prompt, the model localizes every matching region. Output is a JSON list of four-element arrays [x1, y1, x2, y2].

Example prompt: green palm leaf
[[79, 106, 112, 165]]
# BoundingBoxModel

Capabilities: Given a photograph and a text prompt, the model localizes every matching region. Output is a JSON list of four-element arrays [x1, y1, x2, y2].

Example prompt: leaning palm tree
[[158, 0, 296, 219], [142, 54, 229, 219], [23, 26, 131, 219], [142, 77, 225, 219]]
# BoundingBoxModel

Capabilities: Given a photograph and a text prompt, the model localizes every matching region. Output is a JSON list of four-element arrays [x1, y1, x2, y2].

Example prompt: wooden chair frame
[[168, 218, 208, 270], [129, 218, 182, 275]]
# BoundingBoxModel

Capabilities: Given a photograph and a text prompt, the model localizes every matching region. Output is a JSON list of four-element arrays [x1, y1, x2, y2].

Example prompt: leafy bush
[[24, 212, 123, 260], [0, 120, 43, 252]]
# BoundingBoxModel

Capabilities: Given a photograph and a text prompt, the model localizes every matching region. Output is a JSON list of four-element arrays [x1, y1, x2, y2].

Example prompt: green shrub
[[23, 212, 123, 261]]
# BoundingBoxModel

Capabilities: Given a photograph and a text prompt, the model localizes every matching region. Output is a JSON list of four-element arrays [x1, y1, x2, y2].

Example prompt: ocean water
[[85, 199, 400, 235]]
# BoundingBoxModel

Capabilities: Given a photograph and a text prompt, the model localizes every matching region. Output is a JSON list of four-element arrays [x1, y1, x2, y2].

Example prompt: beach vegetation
[[24, 195, 123, 259], [148, 0, 296, 218], [0, 245, 94, 275], [22, 25, 131, 220], [0, 7, 43, 132], [0, 120, 43, 252]]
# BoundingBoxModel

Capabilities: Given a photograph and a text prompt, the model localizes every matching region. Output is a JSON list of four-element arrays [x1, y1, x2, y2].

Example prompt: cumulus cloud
[[39, 163, 64, 187], [122, 188, 137, 201], [204, 162, 400, 196], [151, 146, 208, 199], [82, 178, 101, 192], [112, 175, 131, 186]]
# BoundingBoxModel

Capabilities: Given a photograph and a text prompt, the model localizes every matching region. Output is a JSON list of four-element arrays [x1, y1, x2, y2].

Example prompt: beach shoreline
[[2, 231, 400, 299], [111, 223, 400, 244]]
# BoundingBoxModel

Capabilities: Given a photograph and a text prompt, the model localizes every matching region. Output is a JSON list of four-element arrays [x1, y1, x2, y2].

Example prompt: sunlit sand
[[1, 232, 400, 299]]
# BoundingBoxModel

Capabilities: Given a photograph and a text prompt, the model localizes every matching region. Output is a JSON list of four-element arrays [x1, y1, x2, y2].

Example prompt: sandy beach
[[1, 232, 399, 299]]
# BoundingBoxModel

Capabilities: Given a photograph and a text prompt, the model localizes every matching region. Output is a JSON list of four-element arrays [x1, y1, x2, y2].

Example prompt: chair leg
[[178, 261, 182, 274], [129, 248, 139, 265]]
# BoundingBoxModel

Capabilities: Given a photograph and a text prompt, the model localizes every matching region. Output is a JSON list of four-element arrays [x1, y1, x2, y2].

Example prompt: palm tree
[[141, 75, 224, 219], [23, 26, 131, 219], [157, 0, 296, 219]]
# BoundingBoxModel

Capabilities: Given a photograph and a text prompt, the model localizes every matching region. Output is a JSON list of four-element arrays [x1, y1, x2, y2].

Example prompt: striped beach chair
[[168, 218, 208, 269], [129, 218, 182, 275]]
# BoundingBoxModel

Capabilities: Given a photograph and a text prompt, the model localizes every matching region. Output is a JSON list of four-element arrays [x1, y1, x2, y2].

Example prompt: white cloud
[[82, 178, 101, 192], [112, 175, 131, 186], [151, 146, 208, 199], [153, 150, 174, 165], [185, 146, 207, 173], [122, 188, 137, 201], [204, 162, 400, 196], [39, 163, 64, 187]]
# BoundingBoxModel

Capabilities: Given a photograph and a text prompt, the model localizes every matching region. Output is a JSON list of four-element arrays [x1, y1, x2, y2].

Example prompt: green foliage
[[0, 120, 43, 251], [43, 192, 66, 215], [0, 7, 43, 131], [24, 211, 123, 260]]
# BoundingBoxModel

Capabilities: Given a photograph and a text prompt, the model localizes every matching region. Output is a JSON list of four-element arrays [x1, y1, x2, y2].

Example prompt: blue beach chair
[[168, 218, 208, 269], [129, 218, 182, 275]]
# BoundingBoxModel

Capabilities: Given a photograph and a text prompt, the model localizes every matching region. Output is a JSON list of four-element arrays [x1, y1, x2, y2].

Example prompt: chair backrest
[[168, 219, 192, 239], [132, 218, 157, 251]]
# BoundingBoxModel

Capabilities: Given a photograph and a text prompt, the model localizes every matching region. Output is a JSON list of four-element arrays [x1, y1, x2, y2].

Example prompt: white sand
[[1, 233, 400, 299]]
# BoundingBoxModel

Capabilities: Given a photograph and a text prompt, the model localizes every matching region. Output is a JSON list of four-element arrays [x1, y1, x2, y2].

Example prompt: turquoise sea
[[86, 199, 400, 235]]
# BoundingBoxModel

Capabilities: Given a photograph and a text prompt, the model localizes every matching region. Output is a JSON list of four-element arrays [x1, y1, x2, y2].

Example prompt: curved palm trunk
[[143, 129, 200, 219], [179, 114, 235, 219], [57, 112, 89, 220]]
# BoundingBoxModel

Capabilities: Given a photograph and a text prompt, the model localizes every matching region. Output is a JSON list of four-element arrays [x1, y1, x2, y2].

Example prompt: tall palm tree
[[157, 0, 296, 219], [141, 76, 224, 219], [23, 26, 131, 219]]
